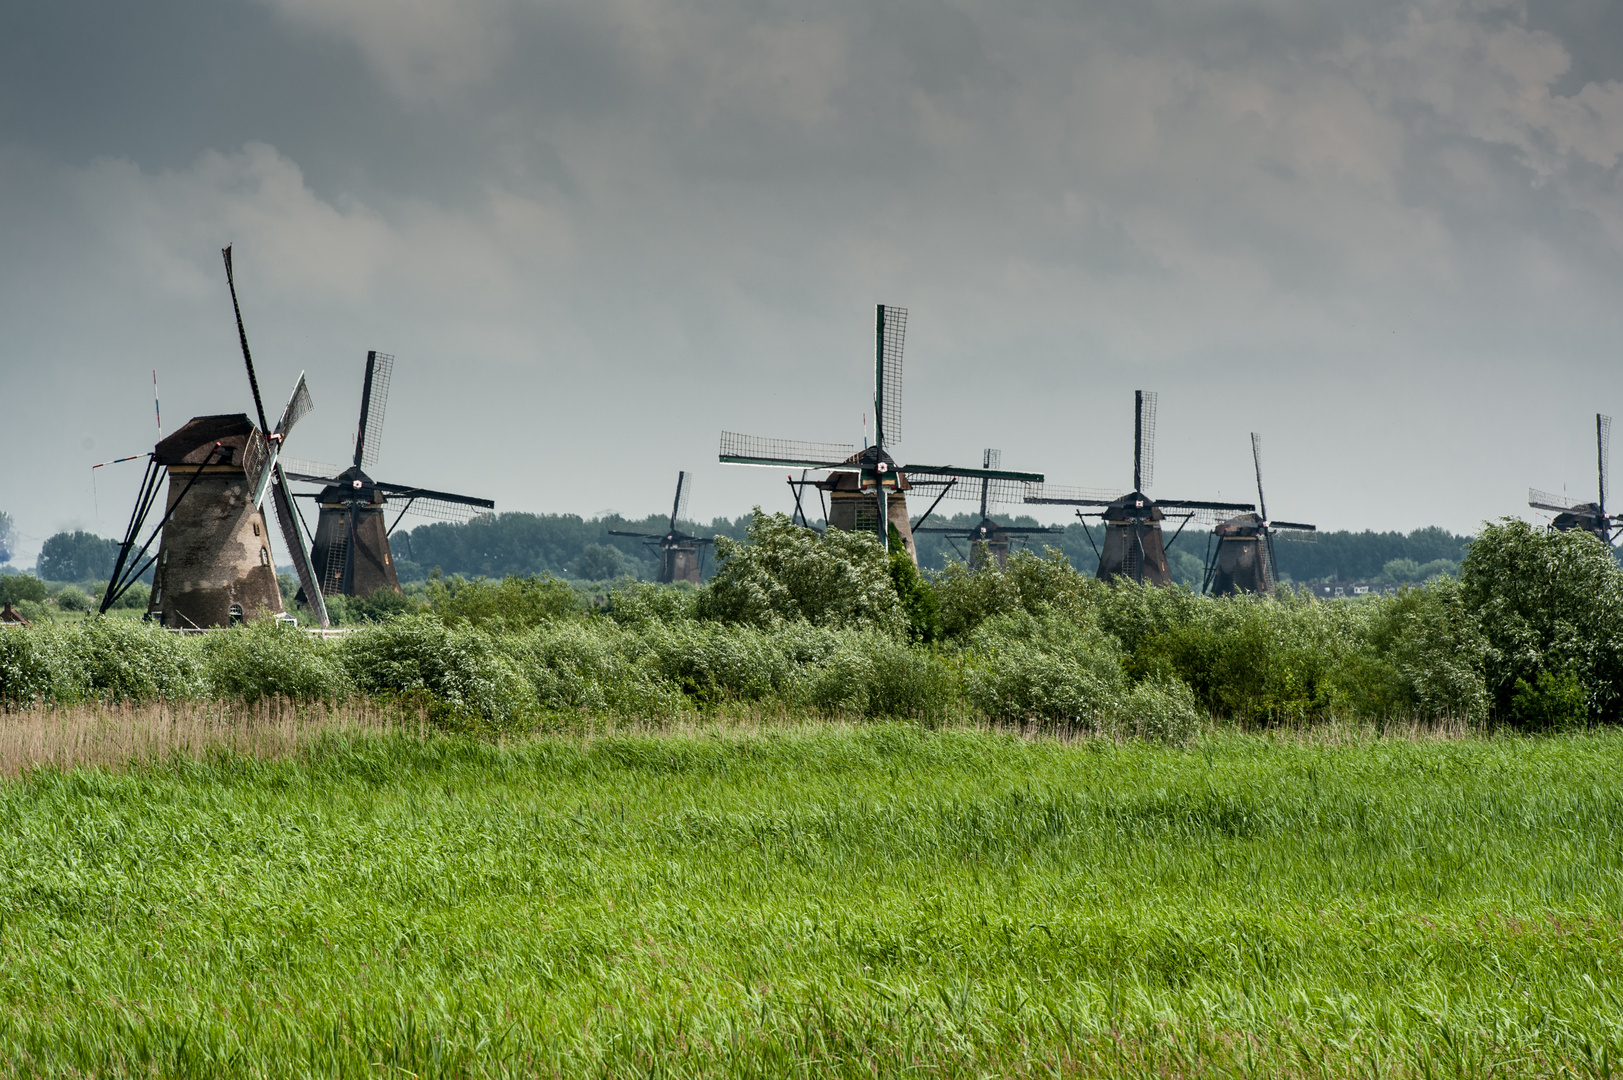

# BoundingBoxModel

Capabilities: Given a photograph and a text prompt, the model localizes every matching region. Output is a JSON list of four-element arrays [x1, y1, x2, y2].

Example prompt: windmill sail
[[875, 304, 906, 448], [222, 245, 329, 628], [355, 351, 394, 469]]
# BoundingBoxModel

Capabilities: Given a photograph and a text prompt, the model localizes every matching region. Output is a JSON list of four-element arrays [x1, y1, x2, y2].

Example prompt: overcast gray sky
[[3, 0, 1623, 566]]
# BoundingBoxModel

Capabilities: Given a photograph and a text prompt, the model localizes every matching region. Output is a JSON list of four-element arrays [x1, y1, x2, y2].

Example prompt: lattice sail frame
[[908, 474, 1033, 508], [719, 431, 859, 468], [1529, 487, 1577, 512], [276, 374, 314, 439], [674, 472, 692, 527], [360, 352, 393, 469], [1599, 413, 1611, 511], [392, 497, 494, 525], [1139, 390, 1158, 489], [876, 305, 906, 448]]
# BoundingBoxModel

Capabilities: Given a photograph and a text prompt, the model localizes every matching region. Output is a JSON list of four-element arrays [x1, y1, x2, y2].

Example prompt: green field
[[2, 720, 1620, 1077]]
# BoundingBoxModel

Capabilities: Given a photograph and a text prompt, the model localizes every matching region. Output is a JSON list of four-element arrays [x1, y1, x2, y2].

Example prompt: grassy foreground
[[1, 719, 1621, 1077]]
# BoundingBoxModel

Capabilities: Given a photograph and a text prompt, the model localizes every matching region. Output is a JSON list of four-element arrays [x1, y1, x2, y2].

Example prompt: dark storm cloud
[[3, 0, 1623, 566]]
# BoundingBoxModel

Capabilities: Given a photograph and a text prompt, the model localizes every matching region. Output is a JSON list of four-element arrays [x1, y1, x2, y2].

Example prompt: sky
[[3, 0, 1623, 568]]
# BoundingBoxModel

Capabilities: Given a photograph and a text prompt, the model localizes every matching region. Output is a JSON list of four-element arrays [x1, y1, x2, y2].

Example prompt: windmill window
[[153, 587, 161, 604], [260, 546, 270, 566], [253, 522, 260, 537], [229, 604, 243, 626]]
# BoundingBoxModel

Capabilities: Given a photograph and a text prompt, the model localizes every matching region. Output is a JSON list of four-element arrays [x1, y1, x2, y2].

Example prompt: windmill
[[1203, 433, 1316, 595], [281, 350, 495, 599], [910, 449, 1063, 569], [608, 471, 713, 583], [1529, 414, 1616, 546], [100, 245, 330, 628], [1027, 391, 1253, 585], [719, 304, 1042, 565]]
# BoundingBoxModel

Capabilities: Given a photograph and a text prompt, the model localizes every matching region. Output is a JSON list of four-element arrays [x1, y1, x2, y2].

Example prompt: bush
[[888, 527, 941, 643], [962, 607, 1126, 729], [1347, 579, 1488, 721], [640, 621, 792, 703], [428, 575, 578, 633], [0, 624, 91, 705], [791, 629, 955, 721], [55, 586, 93, 613], [77, 619, 205, 702], [576, 543, 631, 581], [607, 581, 699, 627], [341, 615, 537, 732], [502, 621, 680, 718], [1117, 675, 1202, 745], [346, 588, 420, 623], [932, 548, 1098, 640], [698, 511, 907, 636], [1508, 670, 1588, 732], [1459, 519, 1623, 723], [202, 619, 353, 702]]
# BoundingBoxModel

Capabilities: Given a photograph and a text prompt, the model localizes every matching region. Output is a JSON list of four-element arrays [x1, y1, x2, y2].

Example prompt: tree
[[37, 531, 120, 583], [697, 510, 907, 635], [1459, 519, 1623, 723], [575, 543, 630, 581]]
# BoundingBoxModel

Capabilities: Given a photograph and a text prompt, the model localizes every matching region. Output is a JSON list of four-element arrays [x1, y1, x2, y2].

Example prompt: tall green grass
[[0, 725, 1620, 1076]]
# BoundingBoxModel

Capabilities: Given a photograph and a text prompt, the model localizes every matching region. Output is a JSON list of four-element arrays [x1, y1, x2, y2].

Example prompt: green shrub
[[1508, 670, 1588, 732], [77, 619, 204, 702], [962, 607, 1126, 729], [698, 511, 906, 636], [341, 615, 537, 732], [1347, 579, 1488, 721], [110, 582, 150, 611], [640, 621, 791, 703], [889, 527, 941, 643], [1459, 519, 1623, 722], [607, 581, 699, 627], [0, 624, 90, 705], [932, 548, 1099, 639], [202, 619, 353, 702], [346, 588, 420, 623], [429, 575, 578, 633], [1116, 674, 1202, 745], [55, 586, 93, 613], [790, 629, 954, 721], [502, 621, 680, 718]]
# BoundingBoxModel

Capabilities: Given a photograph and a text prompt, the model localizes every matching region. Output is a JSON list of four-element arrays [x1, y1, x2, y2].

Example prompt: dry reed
[[0, 697, 416, 776]]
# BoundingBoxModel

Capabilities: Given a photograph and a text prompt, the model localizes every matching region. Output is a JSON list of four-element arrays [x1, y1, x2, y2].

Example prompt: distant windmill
[[282, 351, 495, 598], [1203, 433, 1316, 595], [1028, 391, 1253, 585], [1529, 414, 1616, 545], [720, 304, 1042, 565], [609, 471, 714, 583], [911, 449, 1063, 569], [101, 245, 329, 628]]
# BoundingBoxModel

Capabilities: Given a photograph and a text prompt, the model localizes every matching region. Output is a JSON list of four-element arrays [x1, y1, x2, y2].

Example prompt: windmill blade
[[268, 461, 329, 628], [672, 471, 692, 530], [241, 428, 270, 504], [1529, 488, 1575, 512], [354, 351, 394, 469], [372, 481, 495, 510], [275, 372, 314, 439], [874, 304, 907, 449], [387, 498, 494, 525], [1269, 520, 1317, 532], [720, 431, 859, 470], [222, 245, 273, 438], [1024, 483, 1125, 506], [1250, 432, 1269, 523], [1159, 498, 1255, 512], [1132, 390, 1158, 491], [900, 464, 1043, 483], [1598, 414, 1611, 514], [280, 458, 347, 484], [908, 475, 1031, 508]]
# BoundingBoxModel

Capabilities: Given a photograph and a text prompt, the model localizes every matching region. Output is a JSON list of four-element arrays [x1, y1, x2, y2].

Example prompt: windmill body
[[290, 351, 495, 599], [144, 415, 285, 628], [1529, 414, 1615, 546], [720, 305, 1041, 568], [1026, 391, 1253, 587], [1204, 434, 1316, 596], [609, 471, 713, 584]]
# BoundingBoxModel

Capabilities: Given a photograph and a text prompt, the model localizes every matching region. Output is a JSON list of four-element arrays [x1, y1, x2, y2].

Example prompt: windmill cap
[[154, 414, 256, 466]]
